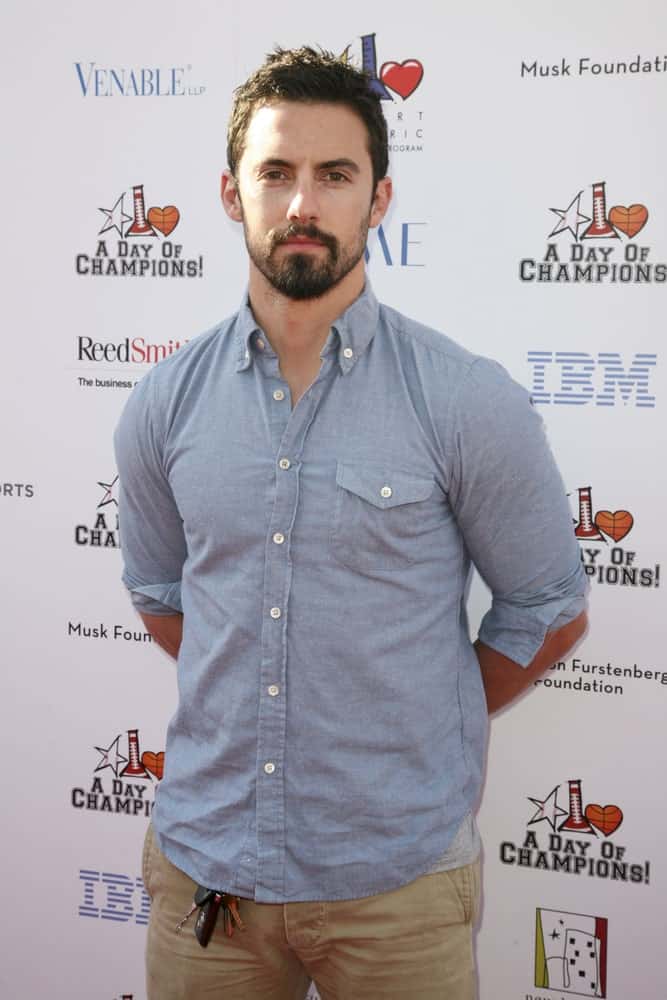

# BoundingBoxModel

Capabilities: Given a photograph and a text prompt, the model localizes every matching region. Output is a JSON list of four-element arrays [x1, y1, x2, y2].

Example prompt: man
[[115, 46, 587, 1000]]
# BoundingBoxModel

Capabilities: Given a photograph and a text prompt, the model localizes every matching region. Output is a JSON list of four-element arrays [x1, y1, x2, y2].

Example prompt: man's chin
[[273, 280, 335, 302], [267, 260, 340, 301]]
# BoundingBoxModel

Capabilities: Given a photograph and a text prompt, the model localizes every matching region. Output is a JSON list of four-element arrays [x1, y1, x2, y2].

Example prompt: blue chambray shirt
[[114, 282, 586, 903]]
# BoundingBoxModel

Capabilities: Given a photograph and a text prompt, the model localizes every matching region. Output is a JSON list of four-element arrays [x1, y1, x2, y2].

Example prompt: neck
[[247, 259, 365, 363]]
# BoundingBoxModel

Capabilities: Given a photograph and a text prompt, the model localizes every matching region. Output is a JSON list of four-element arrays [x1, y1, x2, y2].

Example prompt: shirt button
[[273, 389, 285, 401], [268, 684, 280, 697], [273, 532, 285, 545], [264, 762, 276, 774], [270, 606, 282, 619], [380, 485, 393, 498], [343, 347, 354, 359], [256, 338, 265, 350], [278, 458, 291, 470]]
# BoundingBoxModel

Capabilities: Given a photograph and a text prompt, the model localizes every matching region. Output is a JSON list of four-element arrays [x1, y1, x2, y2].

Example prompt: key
[[175, 886, 215, 933], [222, 894, 245, 936], [195, 892, 224, 948]]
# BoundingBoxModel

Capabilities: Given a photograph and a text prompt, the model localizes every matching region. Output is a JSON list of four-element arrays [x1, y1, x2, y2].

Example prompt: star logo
[[94, 735, 128, 777], [97, 475, 119, 509], [98, 192, 132, 238], [527, 785, 568, 831], [548, 191, 591, 241]]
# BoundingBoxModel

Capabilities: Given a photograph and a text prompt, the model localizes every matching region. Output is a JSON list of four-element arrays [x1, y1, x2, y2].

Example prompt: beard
[[242, 216, 370, 301]]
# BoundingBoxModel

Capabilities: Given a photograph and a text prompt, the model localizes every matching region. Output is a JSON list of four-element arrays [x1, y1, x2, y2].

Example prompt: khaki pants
[[142, 824, 480, 1000]]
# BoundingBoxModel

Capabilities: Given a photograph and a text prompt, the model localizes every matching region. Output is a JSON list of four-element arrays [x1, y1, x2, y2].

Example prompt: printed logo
[[341, 33, 424, 154], [74, 61, 205, 97], [74, 183, 197, 389], [79, 869, 150, 925], [537, 654, 667, 698], [520, 180, 667, 284], [1, 482, 33, 498], [350, 33, 424, 101], [571, 485, 660, 588], [526, 351, 657, 408], [75, 476, 119, 548], [71, 727, 164, 817], [534, 907, 608, 997], [500, 777, 650, 886], [365, 219, 427, 267], [522, 52, 667, 79], [76, 181, 203, 280], [67, 619, 153, 644]]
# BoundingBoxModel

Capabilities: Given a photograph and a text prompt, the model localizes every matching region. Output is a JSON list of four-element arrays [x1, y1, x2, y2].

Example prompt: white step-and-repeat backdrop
[[3, 1, 665, 997]]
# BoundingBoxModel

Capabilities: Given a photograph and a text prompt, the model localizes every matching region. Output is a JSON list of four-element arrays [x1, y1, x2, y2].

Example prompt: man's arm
[[445, 359, 589, 702], [114, 375, 187, 630], [140, 612, 183, 660], [476, 609, 587, 714]]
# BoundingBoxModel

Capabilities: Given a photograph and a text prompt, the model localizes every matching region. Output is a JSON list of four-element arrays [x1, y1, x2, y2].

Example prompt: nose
[[286, 177, 320, 223]]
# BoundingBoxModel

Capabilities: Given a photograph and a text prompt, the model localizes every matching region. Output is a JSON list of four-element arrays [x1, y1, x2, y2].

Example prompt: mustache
[[270, 223, 338, 255]]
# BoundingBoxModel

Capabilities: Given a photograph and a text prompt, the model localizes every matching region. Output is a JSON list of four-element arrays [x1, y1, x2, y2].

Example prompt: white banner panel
[[2, 1, 665, 997]]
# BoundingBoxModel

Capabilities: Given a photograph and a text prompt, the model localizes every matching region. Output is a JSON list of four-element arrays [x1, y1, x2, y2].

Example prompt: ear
[[369, 176, 392, 229], [221, 170, 243, 222]]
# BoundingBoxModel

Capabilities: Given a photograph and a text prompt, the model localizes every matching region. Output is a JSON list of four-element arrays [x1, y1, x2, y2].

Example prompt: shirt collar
[[331, 282, 379, 373], [235, 295, 261, 372], [234, 282, 380, 374]]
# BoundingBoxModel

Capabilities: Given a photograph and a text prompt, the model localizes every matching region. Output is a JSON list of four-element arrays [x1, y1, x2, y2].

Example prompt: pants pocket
[[443, 860, 481, 925]]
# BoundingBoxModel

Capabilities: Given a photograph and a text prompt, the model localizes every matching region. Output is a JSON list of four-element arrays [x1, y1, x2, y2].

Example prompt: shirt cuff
[[122, 572, 183, 615], [477, 565, 588, 668]]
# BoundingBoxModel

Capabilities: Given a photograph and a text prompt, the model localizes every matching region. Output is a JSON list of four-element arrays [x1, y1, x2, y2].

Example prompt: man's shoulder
[[141, 312, 238, 388], [378, 301, 508, 384], [376, 300, 534, 419], [117, 312, 240, 432]]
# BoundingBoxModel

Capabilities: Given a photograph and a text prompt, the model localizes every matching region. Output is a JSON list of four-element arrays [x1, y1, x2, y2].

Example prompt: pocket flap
[[335, 463, 435, 509]]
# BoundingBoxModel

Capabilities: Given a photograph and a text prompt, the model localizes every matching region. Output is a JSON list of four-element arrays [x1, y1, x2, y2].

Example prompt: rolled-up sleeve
[[447, 358, 588, 667], [113, 374, 186, 616]]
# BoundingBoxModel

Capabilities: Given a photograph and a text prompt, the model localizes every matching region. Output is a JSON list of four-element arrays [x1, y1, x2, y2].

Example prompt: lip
[[282, 239, 325, 247], [283, 240, 324, 247]]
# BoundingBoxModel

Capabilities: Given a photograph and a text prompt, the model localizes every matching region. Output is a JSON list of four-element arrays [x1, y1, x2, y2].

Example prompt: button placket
[[267, 377, 290, 456], [255, 377, 329, 897]]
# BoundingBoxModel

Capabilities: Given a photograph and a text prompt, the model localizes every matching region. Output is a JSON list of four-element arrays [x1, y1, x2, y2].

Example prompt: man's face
[[225, 101, 389, 300]]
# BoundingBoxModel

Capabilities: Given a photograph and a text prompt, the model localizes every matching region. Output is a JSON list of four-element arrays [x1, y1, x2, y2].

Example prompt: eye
[[260, 168, 288, 182], [324, 171, 348, 183]]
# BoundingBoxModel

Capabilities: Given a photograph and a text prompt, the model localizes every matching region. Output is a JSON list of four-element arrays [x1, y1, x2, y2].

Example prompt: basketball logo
[[573, 487, 634, 543], [608, 204, 649, 238]]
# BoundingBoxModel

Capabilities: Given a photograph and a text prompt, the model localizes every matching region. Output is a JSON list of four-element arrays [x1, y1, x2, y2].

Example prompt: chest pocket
[[330, 462, 436, 573]]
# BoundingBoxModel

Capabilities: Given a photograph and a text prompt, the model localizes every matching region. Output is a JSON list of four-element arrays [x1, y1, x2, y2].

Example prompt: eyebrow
[[256, 157, 361, 174], [318, 159, 360, 174]]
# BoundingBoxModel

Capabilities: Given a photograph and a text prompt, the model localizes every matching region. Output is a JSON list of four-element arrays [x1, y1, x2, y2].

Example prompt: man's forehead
[[242, 100, 370, 162]]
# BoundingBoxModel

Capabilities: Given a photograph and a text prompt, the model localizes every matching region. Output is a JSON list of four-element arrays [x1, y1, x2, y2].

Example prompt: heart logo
[[141, 750, 165, 780], [585, 803, 623, 837], [379, 60, 424, 100], [147, 206, 180, 237], [608, 204, 648, 238], [594, 510, 634, 542]]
